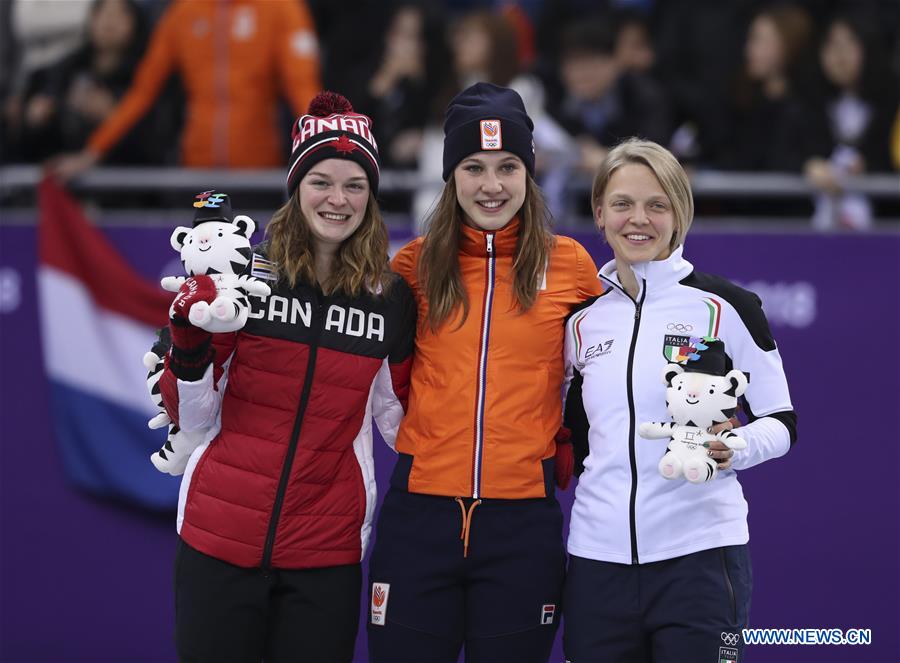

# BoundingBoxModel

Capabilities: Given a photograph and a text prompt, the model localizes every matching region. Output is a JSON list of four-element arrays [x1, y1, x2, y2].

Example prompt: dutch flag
[[37, 177, 177, 509]]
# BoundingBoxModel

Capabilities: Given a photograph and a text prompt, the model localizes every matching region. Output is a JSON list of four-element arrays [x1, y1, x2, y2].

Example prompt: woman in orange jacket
[[367, 82, 602, 663], [51, 0, 320, 178]]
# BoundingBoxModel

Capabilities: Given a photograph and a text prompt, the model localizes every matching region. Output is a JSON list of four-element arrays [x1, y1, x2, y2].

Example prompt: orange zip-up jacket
[[391, 220, 602, 499], [88, 0, 320, 168]]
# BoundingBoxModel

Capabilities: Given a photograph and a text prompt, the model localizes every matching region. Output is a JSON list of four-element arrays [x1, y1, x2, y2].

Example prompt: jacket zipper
[[472, 232, 495, 499], [625, 282, 645, 564], [261, 293, 323, 569]]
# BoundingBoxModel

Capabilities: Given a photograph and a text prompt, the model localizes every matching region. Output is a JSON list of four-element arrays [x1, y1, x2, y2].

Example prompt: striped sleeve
[[563, 305, 595, 476]]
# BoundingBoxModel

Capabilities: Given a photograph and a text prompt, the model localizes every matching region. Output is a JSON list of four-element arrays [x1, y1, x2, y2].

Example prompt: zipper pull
[[634, 280, 645, 319], [486, 234, 494, 254]]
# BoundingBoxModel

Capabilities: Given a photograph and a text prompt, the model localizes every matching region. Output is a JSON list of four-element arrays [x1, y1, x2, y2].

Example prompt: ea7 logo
[[584, 339, 614, 360]]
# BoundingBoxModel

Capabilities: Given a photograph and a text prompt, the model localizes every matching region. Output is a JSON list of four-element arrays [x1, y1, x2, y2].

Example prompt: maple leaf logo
[[373, 586, 386, 607], [333, 134, 358, 155]]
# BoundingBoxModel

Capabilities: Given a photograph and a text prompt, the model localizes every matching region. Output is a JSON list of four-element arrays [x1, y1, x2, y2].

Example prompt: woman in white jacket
[[562, 138, 797, 662]]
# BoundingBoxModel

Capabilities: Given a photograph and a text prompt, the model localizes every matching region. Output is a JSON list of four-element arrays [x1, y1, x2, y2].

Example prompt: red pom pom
[[308, 91, 353, 117]]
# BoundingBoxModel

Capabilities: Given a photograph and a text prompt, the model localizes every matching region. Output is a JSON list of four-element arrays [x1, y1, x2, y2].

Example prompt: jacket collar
[[598, 245, 694, 297], [459, 217, 520, 257]]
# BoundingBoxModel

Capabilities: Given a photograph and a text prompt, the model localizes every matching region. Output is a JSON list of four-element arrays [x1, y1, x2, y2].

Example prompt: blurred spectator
[[654, 0, 756, 165], [546, 19, 671, 173], [804, 14, 899, 230], [50, 0, 321, 179], [357, 1, 449, 169], [305, 0, 386, 110], [450, 10, 520, 90], [722, 4, 828, 172], [2, 0, 93, 160], [11, 0, 166, 165], [613, 11, 656, 75]]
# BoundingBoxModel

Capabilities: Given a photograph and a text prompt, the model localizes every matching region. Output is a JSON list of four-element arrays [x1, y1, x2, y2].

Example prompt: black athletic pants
[[174, 539, 361, 663], [367, 488, 566, 663], [564, 545, 752, 663]]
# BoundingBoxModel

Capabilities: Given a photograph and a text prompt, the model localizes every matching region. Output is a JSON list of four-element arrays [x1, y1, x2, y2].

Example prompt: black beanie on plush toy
[[286, 92, 380, 197], [191, 190, 232, 226], [681, 338, 732, 376], [442, 82, 535, 181]]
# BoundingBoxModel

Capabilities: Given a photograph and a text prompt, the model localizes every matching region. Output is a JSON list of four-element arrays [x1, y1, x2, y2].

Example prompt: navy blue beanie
[[442, 82, 535, 181]]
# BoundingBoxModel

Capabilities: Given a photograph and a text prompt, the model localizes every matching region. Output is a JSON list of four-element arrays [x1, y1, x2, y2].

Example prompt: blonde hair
[[265, 190, 391, 297], [418, 172, 555, 331], [591, 138, 694, 252]]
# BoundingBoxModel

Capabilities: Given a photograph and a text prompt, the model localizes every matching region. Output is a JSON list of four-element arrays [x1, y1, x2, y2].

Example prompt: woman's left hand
[[707, 419, 740, 470]]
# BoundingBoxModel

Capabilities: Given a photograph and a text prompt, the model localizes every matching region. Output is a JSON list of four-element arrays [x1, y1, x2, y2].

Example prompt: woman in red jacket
[[159, 93, 415, 662], [367, 82, 601, 663]]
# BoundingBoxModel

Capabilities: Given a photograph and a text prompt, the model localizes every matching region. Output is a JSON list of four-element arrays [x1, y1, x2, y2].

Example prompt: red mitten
[[554, 426, 574, 490], [168, 276, 216, 381]]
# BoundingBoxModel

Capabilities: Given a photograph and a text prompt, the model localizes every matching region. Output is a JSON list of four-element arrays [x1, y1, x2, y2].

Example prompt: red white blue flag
[[37, 177, 176, 509]]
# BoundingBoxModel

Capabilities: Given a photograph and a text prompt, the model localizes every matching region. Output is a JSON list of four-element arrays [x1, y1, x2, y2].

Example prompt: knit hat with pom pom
[[286, 91, 380, 197]]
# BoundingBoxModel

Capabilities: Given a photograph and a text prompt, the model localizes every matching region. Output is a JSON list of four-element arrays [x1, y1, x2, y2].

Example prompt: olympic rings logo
[[667, 322, 694, 332], [721, 632, 741, 645]]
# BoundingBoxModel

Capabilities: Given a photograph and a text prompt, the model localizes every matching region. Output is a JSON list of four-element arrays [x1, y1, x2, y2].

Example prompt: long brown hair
[[418, 172, 555, 330], [265, 190, 391, 297]]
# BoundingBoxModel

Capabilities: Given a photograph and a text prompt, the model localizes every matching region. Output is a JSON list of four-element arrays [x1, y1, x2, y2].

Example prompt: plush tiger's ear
[[233, 215, 256, 239], [170, 226, 191, 251], [662, 363, 684, 386], [724, 369, 749, 397]]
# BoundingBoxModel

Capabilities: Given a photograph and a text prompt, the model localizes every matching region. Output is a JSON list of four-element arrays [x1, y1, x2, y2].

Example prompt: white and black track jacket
[[563, 247, 796, 565]]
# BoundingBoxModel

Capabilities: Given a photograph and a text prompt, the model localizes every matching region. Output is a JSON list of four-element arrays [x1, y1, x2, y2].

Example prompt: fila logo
[[371, 583, 390, 626], [541, 604, 556, 625], [480, 119, 502, 150]]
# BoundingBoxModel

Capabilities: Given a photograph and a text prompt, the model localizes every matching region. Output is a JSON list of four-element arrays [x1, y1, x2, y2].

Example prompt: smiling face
[[298, 158, 370, 252], [667, 371, 739, 430], [596, 163, 675, 264], [454, 151, 526, 231]]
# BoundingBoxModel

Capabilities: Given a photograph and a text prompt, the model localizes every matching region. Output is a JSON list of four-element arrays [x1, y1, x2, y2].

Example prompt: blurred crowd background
[[1, 0, 899, 229]]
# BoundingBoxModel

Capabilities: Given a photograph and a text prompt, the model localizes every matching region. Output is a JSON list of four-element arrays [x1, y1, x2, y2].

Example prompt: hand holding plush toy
[[160, 190, 271, 334], [639, 338, 748, 484], [142, 328, 205, 475]]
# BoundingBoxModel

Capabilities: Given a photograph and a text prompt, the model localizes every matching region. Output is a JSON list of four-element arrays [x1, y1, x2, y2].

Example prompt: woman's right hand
[[166, 277, 217, 381], [169, 276, 217, 349]]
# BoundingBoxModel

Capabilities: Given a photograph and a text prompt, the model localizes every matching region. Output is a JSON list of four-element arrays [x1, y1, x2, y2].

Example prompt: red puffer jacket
[[160, 266, 415, 569]]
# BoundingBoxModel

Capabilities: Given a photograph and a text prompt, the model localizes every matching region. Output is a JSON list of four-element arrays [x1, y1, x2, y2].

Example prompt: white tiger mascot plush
[[160, 190, 270, 333], [143, 329, 204, 475], [639, 338, 748, 484]]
